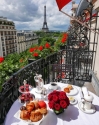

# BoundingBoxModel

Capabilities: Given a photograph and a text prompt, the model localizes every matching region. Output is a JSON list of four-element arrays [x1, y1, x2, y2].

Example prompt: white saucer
[[48, 85, 58, 90], [69, 98, 78, 105], [78, 101, 96, 114]]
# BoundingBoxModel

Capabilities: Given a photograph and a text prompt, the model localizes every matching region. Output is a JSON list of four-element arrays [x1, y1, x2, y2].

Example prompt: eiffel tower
[[42, 6, 49, 32]]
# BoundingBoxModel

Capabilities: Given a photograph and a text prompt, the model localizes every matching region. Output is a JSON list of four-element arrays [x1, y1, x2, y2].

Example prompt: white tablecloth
[[4, 83, 99, 125]]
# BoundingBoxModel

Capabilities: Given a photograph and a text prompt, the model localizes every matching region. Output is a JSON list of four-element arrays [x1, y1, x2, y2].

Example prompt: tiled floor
[[84, 82, 97, 95]]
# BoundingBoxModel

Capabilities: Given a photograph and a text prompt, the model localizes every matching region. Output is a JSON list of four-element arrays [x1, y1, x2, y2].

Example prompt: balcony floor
[[84, 82, 96, 95]]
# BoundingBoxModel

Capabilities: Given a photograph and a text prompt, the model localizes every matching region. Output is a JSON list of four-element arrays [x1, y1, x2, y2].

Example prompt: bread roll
[[30, 111, 43, 122], [20, 110, 30, 120], [26, 102, 35, 112]]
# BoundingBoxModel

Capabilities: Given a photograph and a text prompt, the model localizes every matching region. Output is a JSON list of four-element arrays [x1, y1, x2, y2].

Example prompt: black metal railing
[[0, 50, 64, 123]]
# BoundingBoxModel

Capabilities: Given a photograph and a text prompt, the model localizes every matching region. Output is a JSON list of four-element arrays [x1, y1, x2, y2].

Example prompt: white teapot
[[83, 94, 94, 110]]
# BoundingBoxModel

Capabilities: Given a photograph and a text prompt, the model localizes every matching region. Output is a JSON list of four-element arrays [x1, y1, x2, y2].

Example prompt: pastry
[[38, 108, 47, 115], [26, 102, 35, 112], [64, 87, 70, 93], [67, 85, 73, 90], [20, 110, 30, 120], [30, 111, 43, 122]]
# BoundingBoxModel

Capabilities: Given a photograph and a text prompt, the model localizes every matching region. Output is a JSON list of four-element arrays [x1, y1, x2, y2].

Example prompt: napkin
[[82, 87, 88, 97]]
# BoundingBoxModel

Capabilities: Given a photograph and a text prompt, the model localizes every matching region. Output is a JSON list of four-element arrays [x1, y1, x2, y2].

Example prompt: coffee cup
[[50, 82, 58, 90]]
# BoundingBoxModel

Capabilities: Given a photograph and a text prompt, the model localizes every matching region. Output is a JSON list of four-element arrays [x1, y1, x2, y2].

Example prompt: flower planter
[[28, 59, 36, 64], [60, 45, 66, 50]]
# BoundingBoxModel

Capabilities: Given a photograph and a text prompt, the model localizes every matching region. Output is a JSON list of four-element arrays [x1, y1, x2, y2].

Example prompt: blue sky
[[0, 0, 80, 31]]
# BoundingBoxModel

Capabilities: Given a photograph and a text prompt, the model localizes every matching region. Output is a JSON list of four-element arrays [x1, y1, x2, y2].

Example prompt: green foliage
[[0, 31, 64, 91]]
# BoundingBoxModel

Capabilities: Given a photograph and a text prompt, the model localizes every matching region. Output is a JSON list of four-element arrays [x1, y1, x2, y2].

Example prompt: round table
[[4, 83, 99, 125]]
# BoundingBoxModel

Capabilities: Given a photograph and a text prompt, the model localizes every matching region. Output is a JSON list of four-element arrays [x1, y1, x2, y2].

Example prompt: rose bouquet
[[48, 90, 70, 115]]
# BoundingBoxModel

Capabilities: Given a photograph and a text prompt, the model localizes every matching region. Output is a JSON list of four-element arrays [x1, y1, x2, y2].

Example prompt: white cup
[[50, 82, 58, 90]]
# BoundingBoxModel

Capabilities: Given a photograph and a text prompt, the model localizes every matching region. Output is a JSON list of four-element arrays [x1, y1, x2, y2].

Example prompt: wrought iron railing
[[0, 50, 64, 123]]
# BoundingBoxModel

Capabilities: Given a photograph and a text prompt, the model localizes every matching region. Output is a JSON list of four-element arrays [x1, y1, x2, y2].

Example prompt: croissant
[[26, 102, 35, 112], [20, 110, 30, 120], [30, 111, 43, 122]]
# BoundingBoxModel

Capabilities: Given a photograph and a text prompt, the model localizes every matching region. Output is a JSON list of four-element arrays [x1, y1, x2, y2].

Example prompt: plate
[[78, 101, 96, 114], [62, 85, 78, 96], [14, 105, 49, 125], [19, 85, 33, 94]]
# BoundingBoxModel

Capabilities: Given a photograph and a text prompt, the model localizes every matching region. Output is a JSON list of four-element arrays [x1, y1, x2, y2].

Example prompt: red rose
[[33, 52, 39, 57], [53, 95, 58, 102], [48, 101, 54, 109], [54, 103, 60, 110], [48, 94, 53, 101], [59, 91, 66, 100], [66, 97, 70, 106], [45, 42, 50, 48], [39, 46, 43, 51], [0, 57, 4, 63], [60, 100, 67, 108]]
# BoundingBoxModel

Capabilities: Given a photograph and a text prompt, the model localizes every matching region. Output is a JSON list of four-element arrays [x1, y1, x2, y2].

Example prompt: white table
[[4, 83, 99, 125]]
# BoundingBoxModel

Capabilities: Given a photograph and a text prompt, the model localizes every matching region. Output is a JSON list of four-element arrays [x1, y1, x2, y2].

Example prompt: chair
[[51, 64, 72, 83]]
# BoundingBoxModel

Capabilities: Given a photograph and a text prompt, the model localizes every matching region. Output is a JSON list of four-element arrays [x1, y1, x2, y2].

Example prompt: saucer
[[78, 101, 96, 114], [48, 85, 58, 90]]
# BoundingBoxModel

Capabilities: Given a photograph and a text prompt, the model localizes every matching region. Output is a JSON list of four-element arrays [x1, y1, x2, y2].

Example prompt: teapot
[[34, 74, 44, 92], [82, 94, 94, 110]]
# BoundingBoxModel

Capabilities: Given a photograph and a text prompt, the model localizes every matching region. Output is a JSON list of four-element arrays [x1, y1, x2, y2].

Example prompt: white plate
[[78, 101, 96, 114], [14, 108, 49, 125], [62, 85, 78, 96], [19, 85, 33, 94]]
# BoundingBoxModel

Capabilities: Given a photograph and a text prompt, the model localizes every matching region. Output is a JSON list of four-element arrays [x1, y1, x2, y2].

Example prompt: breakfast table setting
[[3, 74, 99, 125]]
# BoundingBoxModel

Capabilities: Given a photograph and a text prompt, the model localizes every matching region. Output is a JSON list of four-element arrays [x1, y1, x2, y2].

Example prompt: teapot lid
[[84, 94, 94, 101]]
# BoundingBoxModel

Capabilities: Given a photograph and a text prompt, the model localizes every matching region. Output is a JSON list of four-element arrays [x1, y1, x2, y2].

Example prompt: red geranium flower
[[29, 48, 35, 52], [39, 46, 43, 51], [0, 57, 4, 63], [33, 52, 39, 57], [45, 42, 50, 48]]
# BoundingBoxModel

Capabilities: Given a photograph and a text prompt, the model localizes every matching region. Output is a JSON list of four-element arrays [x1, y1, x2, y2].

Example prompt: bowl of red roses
[[48, 90, 70, 115]]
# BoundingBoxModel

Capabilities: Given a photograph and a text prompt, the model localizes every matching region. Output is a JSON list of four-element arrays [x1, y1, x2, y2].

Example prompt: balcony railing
[[0, 50, 64, 123]]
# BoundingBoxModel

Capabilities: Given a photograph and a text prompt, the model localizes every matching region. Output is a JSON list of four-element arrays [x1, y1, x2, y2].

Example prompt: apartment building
[[0, 17, 17, 57], [17, 32, 26, 53], [17, 31, 38, 53]]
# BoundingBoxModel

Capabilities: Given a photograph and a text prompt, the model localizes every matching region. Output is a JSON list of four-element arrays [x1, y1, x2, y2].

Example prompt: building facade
[[17, 31, 38, 53], [0, 17, 17, 57]]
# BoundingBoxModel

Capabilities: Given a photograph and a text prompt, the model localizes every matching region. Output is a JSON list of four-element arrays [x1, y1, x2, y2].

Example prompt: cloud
[[0, 0, 80, 31]]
